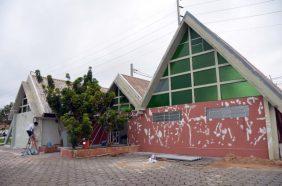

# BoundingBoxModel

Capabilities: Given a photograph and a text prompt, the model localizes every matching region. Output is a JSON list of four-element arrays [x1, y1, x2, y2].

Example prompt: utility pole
[[130, 63, 134, 76], [176, 0, 183, 25]]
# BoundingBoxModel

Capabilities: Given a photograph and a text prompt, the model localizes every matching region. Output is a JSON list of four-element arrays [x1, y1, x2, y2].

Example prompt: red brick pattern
[[60, 145, 139, 158]]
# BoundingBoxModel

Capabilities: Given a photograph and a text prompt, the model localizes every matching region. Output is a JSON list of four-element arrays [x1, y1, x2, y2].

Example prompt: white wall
[[12, 111, 36, 148], [41, 119, 61, 146]]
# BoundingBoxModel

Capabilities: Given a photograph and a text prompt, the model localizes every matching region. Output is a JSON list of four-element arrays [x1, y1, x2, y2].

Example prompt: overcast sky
[[0, 0, 281, 107]]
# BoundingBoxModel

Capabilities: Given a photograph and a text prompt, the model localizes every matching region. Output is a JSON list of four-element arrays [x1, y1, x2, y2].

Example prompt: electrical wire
[[206, 10, 282, 24]]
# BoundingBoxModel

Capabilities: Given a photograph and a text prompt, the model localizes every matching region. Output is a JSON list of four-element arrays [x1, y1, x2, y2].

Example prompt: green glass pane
[[221, 81, 260, 100], [120, 104, 130, 111], [112, 106, 118, 110], [192, 44, 203, 54], [163, 67, 168, 77], [219, 65, 244, 82], [203, 40, 213, 51], [119, 90, 125, 97], [154, 78, 169, 92], [217, 53, 228, 64], [113, 98, 119, 104], [191, 38, 202, 45], [171, 43, 189, 60], [194, 68, 216, 86], [192, 52, 215, 70], [148, 93, 169, 108], [195, 86, 218, 102], [180, 30, 189, 44], [130, 104, 135, 110], [190, 28, 200, 39], [171, 74, 191, 90], [170, 59, 190, 75], [172, 89, 192, 105], [120, 96, 129, 104]]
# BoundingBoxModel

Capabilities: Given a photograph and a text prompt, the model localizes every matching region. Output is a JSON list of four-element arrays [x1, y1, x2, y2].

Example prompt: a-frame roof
[[108, 74, 150, 109], [141, 11, 282, 112]]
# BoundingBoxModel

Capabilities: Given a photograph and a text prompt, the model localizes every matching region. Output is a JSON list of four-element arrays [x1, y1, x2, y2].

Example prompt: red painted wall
[[128, 96, 269, 158]]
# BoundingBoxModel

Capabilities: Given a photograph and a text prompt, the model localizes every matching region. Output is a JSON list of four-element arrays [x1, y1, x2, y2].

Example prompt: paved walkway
[[0, 147, 281, 186]]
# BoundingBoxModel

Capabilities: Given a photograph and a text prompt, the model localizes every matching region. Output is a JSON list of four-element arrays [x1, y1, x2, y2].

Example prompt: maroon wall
[[128, 96, 269, 158]]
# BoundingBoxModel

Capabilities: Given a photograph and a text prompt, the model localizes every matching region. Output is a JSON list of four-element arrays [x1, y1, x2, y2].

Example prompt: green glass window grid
[[193, 68, 217, 86], [172, 89, 192, 105], [147, 27, 262, 107], [194, 86, 218, 102], [192, 52, 215, 70], [170, 59, 190, 75], [219, 65, 243, 82], [171, 74, 191, 90], [221, 81, 260, 100]]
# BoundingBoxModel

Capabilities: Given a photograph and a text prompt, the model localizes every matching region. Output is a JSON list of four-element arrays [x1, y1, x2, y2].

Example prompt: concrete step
[[134, 152, 202, 161]]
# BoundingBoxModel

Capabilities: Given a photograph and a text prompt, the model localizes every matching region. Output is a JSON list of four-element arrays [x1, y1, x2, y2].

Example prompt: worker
[[26, 121, 39, 151]]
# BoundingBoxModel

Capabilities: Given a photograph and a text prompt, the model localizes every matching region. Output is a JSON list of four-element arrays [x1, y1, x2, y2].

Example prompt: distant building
[[8, 73, 68, 148]]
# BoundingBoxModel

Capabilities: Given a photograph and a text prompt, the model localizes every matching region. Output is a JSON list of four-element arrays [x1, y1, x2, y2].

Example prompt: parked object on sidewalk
[[148, 154, 157, 163]]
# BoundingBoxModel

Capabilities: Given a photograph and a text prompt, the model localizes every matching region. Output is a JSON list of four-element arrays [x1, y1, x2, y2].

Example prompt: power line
[[53, 29, 175, 77], [196, 0, 275, 15], [206, 10, 282, 24], [183, 0, 223, 8], [219, 23, 282, 32], [43, 12, 176, 74], [50, 21, 176, 76]]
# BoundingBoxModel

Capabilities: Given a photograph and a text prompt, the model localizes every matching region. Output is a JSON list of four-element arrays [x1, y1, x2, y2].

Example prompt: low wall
[[60, 145, 139, 159], [129, 96, 269, 159]]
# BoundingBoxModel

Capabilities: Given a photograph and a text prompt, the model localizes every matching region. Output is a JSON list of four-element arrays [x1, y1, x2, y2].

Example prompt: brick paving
[[0, 146, 282, 186]]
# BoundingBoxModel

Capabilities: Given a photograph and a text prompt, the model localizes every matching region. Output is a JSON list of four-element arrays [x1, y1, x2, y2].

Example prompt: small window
[[192, 52, 215, 70], [148, 93, 169, 108], [219, 65, 243, 82], [170, 59, 190, 75], [194, 86, 218, 102], [171, 74, 191, 90], [193, 68, 216, 86], [221, 81, 260, 100], [172, 89, 192, 105], [19, 96, 30, 113], [154, 78, 169, 93], [153, 111, 182, 122]]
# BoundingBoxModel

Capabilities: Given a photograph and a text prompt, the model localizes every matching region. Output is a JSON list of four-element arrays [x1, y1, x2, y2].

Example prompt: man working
[[26, 121, 39, 151]]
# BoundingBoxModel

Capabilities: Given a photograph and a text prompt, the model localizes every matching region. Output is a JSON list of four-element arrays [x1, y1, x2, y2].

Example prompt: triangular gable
[[142, 11, 282, 112], [108, 74, 144, 110]]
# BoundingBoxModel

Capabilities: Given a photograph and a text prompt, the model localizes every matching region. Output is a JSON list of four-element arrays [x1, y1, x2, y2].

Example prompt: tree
[[0, 102, 13, 124], [44, 67, 131, 149], [35, 70, 43, 83]]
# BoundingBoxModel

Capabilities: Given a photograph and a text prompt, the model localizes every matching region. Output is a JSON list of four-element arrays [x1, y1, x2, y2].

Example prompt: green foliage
[[35, 70, 43, 83], [60, 114, 80, 149], [44, 67, 130, 149], [66, 73, 71, 87], [0, 102, 13, 124], [81, 114, 92, 139], [47, 75, 55, 90]]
